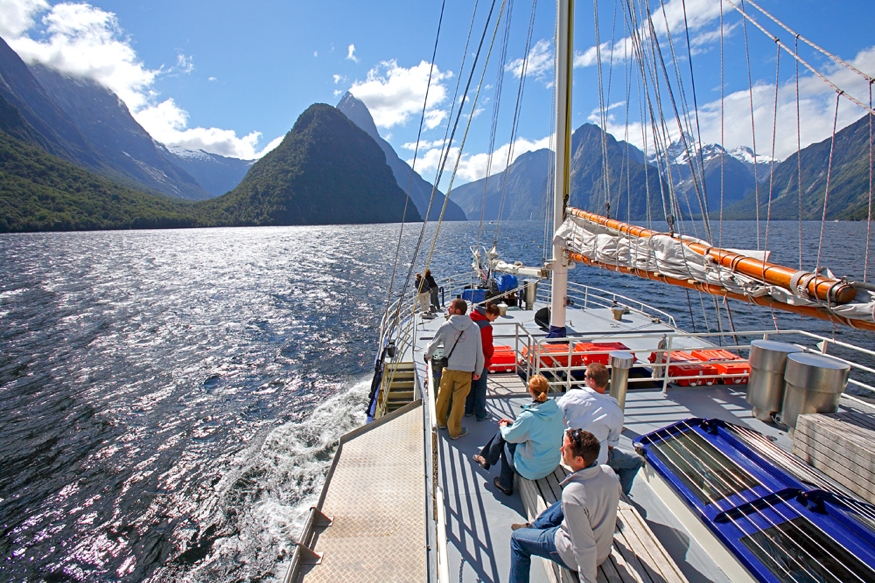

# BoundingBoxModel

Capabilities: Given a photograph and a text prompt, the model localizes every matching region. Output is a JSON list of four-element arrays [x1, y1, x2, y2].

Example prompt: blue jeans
[[509, 500, 572, 583], [608, 447, 642, 495], [465, 369, 488, 420], [479, 430, 517, 491]]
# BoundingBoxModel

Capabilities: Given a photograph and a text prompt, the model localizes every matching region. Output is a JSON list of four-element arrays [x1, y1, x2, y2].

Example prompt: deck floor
[[413, 304, 799, 583], [298, 404, 426, 583]]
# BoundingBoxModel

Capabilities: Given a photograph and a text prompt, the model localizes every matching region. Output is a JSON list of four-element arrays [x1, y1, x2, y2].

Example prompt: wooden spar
[[566, 252, 875, 332], [566, 208, 857, 304]]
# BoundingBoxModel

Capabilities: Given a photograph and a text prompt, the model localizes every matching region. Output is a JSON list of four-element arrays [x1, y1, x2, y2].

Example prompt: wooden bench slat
[[602, 550, 641, 583], [616, 503, 687, 583]]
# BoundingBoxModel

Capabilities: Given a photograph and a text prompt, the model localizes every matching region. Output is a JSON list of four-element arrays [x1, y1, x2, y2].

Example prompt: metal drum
[[609, 351, 636, 410], [522, 279, 538, 310], [746, 340, 802, 421], [780, 352, 850, 430]]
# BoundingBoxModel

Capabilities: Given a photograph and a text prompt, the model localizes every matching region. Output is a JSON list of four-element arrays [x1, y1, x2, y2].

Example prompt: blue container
[[494, 273, 518, 293], [461, 288, 486, 304]]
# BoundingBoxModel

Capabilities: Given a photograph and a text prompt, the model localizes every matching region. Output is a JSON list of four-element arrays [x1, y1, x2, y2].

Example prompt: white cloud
[[401, 138, 448, 151], [208, 76, 217, 82], [135, 98, 280, 159], [346, 44, 358, 63], [412, 135, 552, 185], [575, 0, 729, 68], [3, 1, 275, 159], [313, 50, 318, 57], [593, 46, 875, 161], [348, 59, 452, 130], [506, 38, 553, 83], [0, 0, 47, 38], [332, 74, 346, 84], [175, 53, 194, 74]]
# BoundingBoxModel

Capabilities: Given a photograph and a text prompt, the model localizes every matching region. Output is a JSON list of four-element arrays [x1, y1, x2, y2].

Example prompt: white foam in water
[[184, 375, 372, 581]]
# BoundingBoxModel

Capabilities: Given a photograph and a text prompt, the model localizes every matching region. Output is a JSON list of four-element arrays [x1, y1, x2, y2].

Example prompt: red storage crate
[[571, 341, 631, 365], [489, 345, 517, 373], [691, 349, 750, 384], [649, 350, 719, 386], [520, 342, 579, 368]]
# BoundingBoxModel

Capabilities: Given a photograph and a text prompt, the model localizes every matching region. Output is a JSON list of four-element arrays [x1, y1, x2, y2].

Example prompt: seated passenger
[[472, 374, 564, 496], [557, 362, 642, 495], [508, 429, 621, 583]]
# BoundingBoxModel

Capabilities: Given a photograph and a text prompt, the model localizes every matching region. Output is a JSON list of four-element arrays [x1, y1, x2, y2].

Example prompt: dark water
[[0, 220, 872, 581]]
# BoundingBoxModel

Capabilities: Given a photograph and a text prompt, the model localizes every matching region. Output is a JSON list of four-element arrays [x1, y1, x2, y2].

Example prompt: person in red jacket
[[465, 302, 501, 421]]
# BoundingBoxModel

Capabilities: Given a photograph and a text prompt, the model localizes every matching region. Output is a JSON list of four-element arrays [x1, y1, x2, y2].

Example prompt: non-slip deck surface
[[300, 405, 426, 583]]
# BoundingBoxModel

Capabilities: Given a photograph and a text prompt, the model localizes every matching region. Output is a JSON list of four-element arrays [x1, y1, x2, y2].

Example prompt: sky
[[1, 0, 873, 187]]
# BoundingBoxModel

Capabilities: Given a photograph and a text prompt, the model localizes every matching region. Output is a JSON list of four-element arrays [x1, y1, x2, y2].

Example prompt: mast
[[550, 0, 574, 336]]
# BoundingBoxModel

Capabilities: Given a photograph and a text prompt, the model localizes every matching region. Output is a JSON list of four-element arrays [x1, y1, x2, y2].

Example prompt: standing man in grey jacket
[[508, 429, 620, 583], [425, 298, 485, 439]]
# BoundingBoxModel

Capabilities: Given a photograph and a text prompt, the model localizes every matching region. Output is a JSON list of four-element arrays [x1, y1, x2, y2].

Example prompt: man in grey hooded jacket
[[425, 298, 484, 439]]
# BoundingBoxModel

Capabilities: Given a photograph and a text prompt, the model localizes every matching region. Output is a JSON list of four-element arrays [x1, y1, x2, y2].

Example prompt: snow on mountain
[[728, 145, 777, 166]]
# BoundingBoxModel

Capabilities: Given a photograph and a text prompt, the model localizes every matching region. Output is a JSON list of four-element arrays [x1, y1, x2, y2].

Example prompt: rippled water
[[0, 220, 872, 581]]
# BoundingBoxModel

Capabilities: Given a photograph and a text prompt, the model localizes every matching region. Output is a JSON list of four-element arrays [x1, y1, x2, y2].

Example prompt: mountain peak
[[336, 92, 380, 141]]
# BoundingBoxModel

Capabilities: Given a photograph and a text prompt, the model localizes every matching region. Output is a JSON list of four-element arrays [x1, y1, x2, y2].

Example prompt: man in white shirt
[[557, 363, 641, 495]]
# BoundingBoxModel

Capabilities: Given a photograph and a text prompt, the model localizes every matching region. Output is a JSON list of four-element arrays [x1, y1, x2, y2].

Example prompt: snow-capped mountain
[[166, 146, 255, 197]]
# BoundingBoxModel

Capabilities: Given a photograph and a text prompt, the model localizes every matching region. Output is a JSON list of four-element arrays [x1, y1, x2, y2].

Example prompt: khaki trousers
[[436, 369, 473, 438]]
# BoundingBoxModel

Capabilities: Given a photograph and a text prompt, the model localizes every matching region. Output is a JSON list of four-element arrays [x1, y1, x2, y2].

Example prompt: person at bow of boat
[[414, 273, 431, 313], [558, 363, 642, 495], [508, 428, 620, 583], [472, 374, 564, 496], [465, 301, 501, 422], [424, 298, 484, 439], [424, 269, 439, 311]]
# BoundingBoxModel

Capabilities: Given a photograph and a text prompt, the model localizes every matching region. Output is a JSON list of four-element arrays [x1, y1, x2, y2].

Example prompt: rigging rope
[[742, 0, 874, 85], [494, 0, 539, 246], [380, 0, 447, 336], [815, 93, 843, 279], [740, 0, 761, 250], [867, 81, 874, 283], [795, 37, 803, 271], [764, 43, 781, 252], [426, 0, 508, 270], [476, 0, 514, 251], [723, 0, 875, 117]]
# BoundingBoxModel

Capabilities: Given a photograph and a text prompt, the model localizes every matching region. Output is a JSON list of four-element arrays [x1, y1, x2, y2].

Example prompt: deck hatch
[[649, 428, 761, 505], [740, 515, 875, 583], [638, 418, 875, 583]]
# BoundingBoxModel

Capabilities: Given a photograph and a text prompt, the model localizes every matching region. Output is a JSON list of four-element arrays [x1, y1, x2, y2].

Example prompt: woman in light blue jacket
[[473, 374, 565, 496]]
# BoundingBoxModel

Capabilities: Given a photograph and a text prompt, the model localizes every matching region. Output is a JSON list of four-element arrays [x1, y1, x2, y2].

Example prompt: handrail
[[425, 358, 451, 583], [510, 325, 875, 397]]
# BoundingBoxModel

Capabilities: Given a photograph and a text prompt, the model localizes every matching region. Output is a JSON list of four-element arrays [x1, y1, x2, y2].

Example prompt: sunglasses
[[565, 427, 586, 444]]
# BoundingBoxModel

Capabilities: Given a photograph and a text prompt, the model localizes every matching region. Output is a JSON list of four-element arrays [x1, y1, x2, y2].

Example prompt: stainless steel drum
[[780, 352, 850, 430], [746, 340, 802, 421], [608, 351, 636, 410], [522, 279, 538, 310]]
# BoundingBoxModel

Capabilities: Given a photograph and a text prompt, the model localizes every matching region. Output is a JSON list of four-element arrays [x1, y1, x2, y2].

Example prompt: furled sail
[[556, 208, 875, 331]]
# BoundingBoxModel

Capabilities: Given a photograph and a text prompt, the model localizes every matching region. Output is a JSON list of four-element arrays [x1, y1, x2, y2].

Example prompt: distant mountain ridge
[[724, 113, 874, 220], [29, 64, 212, 200], [167, 146, 254, 197], [336, 92, 466, 221]]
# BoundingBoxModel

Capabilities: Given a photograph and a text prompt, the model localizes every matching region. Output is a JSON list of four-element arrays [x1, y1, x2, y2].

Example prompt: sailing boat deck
[[415, 303, 775, 583]]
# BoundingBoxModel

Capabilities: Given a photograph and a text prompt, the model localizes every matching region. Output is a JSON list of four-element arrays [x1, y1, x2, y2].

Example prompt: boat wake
[[149, 375, 371, 583]]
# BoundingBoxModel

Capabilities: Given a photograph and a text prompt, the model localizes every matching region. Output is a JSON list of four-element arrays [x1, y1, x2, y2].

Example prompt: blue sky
[[1, 0, 873, 186]]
